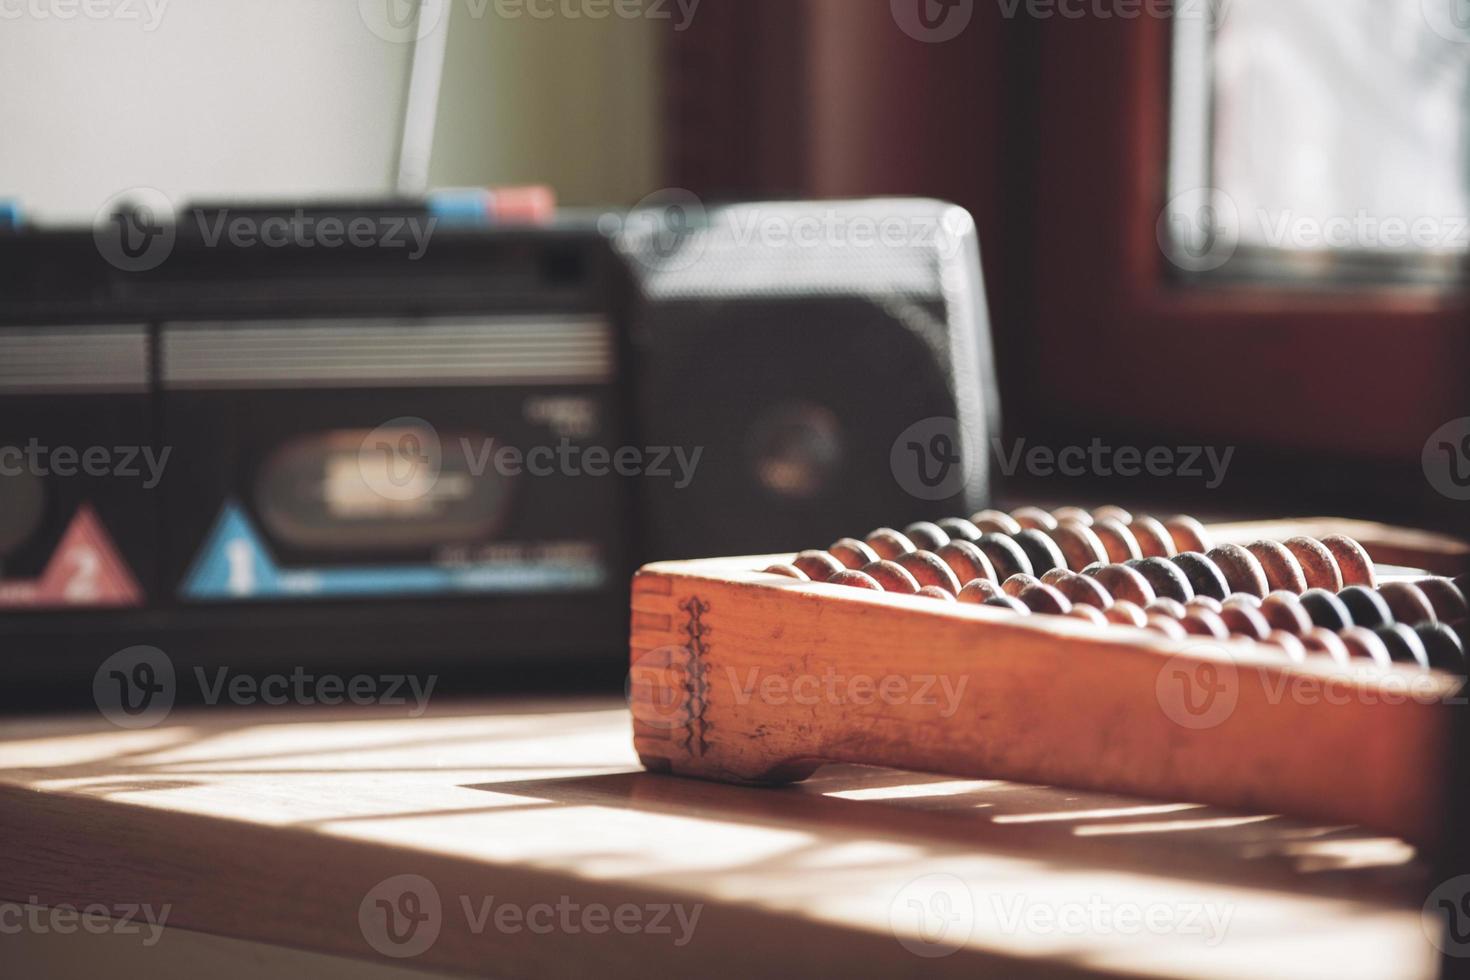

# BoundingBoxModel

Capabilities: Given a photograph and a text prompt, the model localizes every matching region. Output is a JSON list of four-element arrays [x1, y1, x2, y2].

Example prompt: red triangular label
[[0, 505, 144, 608]]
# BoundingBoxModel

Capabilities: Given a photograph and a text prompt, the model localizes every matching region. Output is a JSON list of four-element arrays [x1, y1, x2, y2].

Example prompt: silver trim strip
[[0, 325, 150, 393]]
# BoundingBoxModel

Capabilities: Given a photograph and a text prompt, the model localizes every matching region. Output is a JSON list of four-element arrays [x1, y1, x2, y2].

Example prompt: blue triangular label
[[180, 500, 281, 600]]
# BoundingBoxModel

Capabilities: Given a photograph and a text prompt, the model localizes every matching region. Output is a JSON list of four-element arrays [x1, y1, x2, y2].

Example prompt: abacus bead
[[1052, 572, 1114, 610], [1092, 505, 1134, 525], [985, 595, 1031, 614], [860, 560, 921, 594], [1170, 553, 1230, 601], [1080, 562, 1107, 577], [1105, 600, 1148, 628], [1260, 592, 1313, 635], [1245, 541, 1309, 594], [972, 510, 1023, 536], [916, 586, 956, 602], [1301, 627, 1352, 666], [1417, 578, 1470, 625], [1454, 576, 1470, 613], [1320, 535, 1377, 588], [763, 563, 809, 580], [1127, 557, 1195, 603], [936, 517, 984, 543], [975, 533, 1033, 581], [1012, 529, 1067, 577], [1091, 518, 1143, 564], [1011, 507, 1059, 531], [1335, 586, 1393, 629], [1046, 521, 1110, 572], [1374, 623, 1430, 669], [1339, 627, 1394, 668], [1205, 544, 1270, 598], [1145, 615, 1188, 640], [829, 538, 880, 570], [1377, 582, 1438, 626], [865, 528, 916, 561], [957, 579, 1005, 604], [1283, 537, 1344, 592], [828, 569, 883, 591], [1299, 589, 1354, 631], [1040, 567, 1072, 585], [1220, 603, 1272, 641], [1186, 596, 1223, 615], [1068, 604, 1110, 626], [1018, 582, 1073, 615], [895, 551, 963, 595], [1267, 630, 1308, 664], [935, 541, 997, 586], [1002, 573, 1042, 597], [794, 550, 845, 581], [1087, 563, 1156, 606], [1181, 609, 1230, 640], [1146, 597, 1187, 620], [1414, 622, 1466, 672], [1222, 592, 1261, 609], [1052, 506, 1094, 526], [1164, 515, 1213, 554], [903, 522, 950, 552], [1130, 516, 1176, 558]]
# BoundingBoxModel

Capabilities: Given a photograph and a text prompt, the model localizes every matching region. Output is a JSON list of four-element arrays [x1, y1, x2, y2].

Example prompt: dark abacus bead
[[794, 550, 846, 581], [1087, 563, 1156, 606], [1417, 578, 1470, 625], [827, 569, 884, 591], [895, 551, 963, 595], [975, 533, 1033, 581], [1045, 521, 1110, 572], [957, 579, 1005, 603], [916, 585, 956, 602], [1080, 561, 1107, 577], [1129, 516, 1176, 558], [763, 563, 809, 580], [1220, 603, 1272, 641], [1260, 591, 1313, 636], [1454, 576, 1470, 613], [1145, 597, 1187, 620], [1181, 609, 1230, 640], [984, 594, 1031, 614], [1163, 515, 1213, 554], [1298, 589, 1353, 631], [935, 541, 997, 586], [1283, 537, 1344, 592], [1013, 529, 1067, 577], [1204, 544, 1270, 599], [1051, 572, 1114, 610], [1335, 586, 1393, 630], [1040, 567, 1072, 585], [1105, 600, 1149, 628], [1320, 535, 1376, 588], [865, 528, 916, 561], [936, 517, 984, 543], [972, 510, 1024, 536], [1374, 623, 1430, 669], [1090, 518, 1143, 564], [1067, 605, 1110, 626], [1126, 557, 1194, 603], [1339, 627, 1394, 668], [903, 522, 951, 552], [1145, 615, 1188, 640], [1377, 582, 1437, 626], [1414, 622, 1465, 672], [1301, 628, 1351, 667], [1267, 630, 1308, 664], [860, 560, 921, 594], [1018, 582, 1073, 615], [829, 538, 880, 570], [1051, 506, 1094, 526], [1002, 573, 1042, 598], [1170, 552, 1230, 601], [1011, 507, 1059, 531], [1244, 541, 1309, 594], [1092, 505, 1134, 525]]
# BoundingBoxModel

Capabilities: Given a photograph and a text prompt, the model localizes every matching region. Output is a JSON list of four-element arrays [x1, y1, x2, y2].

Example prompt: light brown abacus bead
[[957, 579, 1005, 604], [1377, 582, 1438, 626], [1145, 597, 1187, 620], [1046, 521, 1110, 572], [827, 569, 883, 591], [1416, 578, 1469, 624], [1186, 596, 1223, 615], [1018, 582, 1073, 615], [1339, 626, 1394, 668], [895, 551, 963, 595], [1011, 506, 1059, 531], [1267, 630, 1308, 664], [1051, 506, 1094, 526], [1244, 540, 1309, 594], [916, 586, 956, 602], [1282, 537, 1344, 592], [1219, 603, 1272, 641], [860, 560, 921, 594], [1067, 604, 1109, 626], [1092, 505, 1134, 525], [1086, 563, 1156, 607], [1205, 544, 1270, 599], [1164, 515, 1213, 554], [794, 550, 845, 581], [1181, 609, 1230, 640], [935, 541, 997, 587], [1222, 593, 1262, 609], [971, 509, 1024, 536], [1129, 516, 1176, 558], [1319, 534, 1376, 588], [903, 522, 950, 552], [1040, 568, 1073, 587], [1090, 518, 1143, 564], [763, 563, 809, 581], [1302, 627, 1352, 667], [1002, 573, 1042, 598], [1145, 615, 1187, 640], [1105, 600, 1148, 628], [865, 528, 916, 561], [1260, 591, 1313, 636], [1051, 572, 1114, 610], [829, 538, 880, 570]]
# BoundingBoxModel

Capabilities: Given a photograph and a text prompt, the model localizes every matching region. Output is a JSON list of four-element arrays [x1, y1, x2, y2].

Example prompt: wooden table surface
[[0, 697, 1445, 979]]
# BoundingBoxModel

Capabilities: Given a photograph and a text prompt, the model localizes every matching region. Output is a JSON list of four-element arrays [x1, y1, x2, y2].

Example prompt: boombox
[[0, 197, 996, 699]]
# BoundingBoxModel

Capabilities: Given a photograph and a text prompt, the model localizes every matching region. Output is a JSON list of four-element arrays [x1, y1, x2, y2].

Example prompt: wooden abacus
[[628, 508, 1470, 846]]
